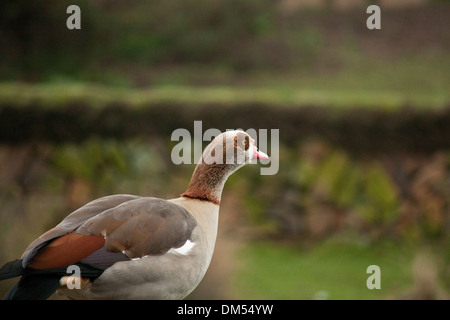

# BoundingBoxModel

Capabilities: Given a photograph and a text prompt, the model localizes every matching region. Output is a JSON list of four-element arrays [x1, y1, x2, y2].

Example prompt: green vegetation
[[0, 51, 448, 109], [232, 238, 430, 300], [1, 1, 448, 110]]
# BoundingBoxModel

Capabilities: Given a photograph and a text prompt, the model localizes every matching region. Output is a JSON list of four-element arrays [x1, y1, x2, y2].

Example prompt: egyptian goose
[[0, 130, 268, 299]]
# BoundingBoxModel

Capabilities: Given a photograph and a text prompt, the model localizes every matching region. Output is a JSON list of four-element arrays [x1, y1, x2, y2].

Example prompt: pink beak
[[253, 146, 269, 160]]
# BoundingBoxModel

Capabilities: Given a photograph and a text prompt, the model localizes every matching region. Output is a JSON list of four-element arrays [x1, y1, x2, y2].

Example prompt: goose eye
[[242, 140, 247, 146]]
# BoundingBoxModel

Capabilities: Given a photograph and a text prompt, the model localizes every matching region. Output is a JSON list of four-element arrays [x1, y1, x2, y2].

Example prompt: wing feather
[[22, 195, 197, 269]]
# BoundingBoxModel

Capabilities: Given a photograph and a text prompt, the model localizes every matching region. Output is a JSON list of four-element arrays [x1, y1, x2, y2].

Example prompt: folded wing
[[22, 195, 197, 270]]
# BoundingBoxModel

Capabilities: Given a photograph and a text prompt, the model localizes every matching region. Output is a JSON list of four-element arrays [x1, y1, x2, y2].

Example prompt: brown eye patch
[[234, 134, 250, 151], [243, 135, 249, 150]]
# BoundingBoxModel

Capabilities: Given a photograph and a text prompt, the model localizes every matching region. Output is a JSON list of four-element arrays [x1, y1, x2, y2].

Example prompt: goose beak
[[253, 145, 269, 160]]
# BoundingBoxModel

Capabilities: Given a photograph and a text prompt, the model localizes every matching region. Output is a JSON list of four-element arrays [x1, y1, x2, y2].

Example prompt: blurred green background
[[0, 0, 449, 299]]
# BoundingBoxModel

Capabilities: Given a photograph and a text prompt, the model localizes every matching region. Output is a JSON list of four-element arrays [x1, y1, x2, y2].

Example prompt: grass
[[0, 54, 448, 110], [231, 237, 418, 299], [0, 81, 446, 111]]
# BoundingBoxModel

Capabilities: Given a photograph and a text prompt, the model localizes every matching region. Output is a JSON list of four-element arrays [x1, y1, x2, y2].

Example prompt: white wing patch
[[124, 240, 195, 261], [130, 254, 149, 261], [168, 239, 195, 256]]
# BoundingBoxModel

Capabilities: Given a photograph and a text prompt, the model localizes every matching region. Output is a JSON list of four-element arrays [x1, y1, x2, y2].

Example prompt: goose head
[[182, 130, 268, 205]]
